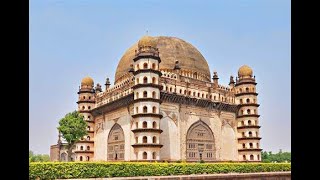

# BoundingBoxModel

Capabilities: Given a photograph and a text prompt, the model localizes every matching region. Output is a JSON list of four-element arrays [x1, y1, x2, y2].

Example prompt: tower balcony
[[132, 83, 162, 90], [238, 148, 262, 152], [238, 103, 260, 107], [132, 113, 163, 119], [238, 137, 262, 140], [237, 125, 261, 129], [235, 92, 258, 97], [74, 150, 94, 153], [237, 114, 260, 118], [133, 98, 162, 103], [132, 143, 163, 148], [133, 69, 162, 76], [132, 128, 163, 133]]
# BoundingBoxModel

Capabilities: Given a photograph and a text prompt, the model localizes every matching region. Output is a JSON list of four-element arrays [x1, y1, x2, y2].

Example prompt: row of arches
[[239, 109, 257, 115], [136, 76, 158, 84], [136, 91, 157, 99], [239, 98, 257, 104], [81, 105, 92, 110], [79, 146, 91, 151], [136, 62, 158, 70], [81, 136, 91, 141], [136, 121, 157, 129], [242, 143, 259, 149], [79, 156, 90, 161], [242, 131, 259, 137], [240, 120, 257, 126], [81, 95, 93, 100], [142, 152, 157, 160], [136, 136, 158, 144], [135, 106, 158, 114], [243, 154, 260, 161], [238, 87, 255, 94]]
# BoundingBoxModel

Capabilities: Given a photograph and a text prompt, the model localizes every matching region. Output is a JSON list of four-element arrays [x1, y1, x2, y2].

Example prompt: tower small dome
[[238, 65, 253, 77], [81, 76, 94, 86], [138, 35, 157, 48]]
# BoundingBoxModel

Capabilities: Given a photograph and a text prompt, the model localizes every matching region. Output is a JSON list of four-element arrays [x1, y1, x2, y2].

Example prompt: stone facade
[[50, 36, 262, 162]]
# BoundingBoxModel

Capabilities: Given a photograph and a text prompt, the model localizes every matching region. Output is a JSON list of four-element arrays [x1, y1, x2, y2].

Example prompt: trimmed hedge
[[29, 162, 291, 179]]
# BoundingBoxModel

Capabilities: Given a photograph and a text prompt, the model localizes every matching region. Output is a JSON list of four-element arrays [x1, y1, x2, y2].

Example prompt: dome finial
[[238, 65, 253, 77]]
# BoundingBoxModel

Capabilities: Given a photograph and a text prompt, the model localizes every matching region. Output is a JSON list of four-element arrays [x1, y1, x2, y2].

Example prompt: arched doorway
[[60, 152, 67, 162], [186, 120, 215, 161], [107, 123, 125, 161]]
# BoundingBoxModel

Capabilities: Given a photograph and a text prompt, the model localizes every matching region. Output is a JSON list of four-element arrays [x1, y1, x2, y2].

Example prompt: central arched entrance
[[186, 120, 215, 161], [107, 123, 125, 161]]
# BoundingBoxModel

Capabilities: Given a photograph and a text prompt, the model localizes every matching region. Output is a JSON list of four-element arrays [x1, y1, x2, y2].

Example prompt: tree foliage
[[261, 149, 291, 163], [57, 110, 87, 161], [29, 150, 50, 162]]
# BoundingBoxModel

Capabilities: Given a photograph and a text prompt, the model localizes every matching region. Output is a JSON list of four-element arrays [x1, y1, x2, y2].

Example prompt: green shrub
[[29, 162, 291, 180]]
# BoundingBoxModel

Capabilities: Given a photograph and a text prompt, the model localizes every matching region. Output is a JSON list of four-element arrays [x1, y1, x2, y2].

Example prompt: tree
[[57, 110, 87, 161], [29, 150, 50, 162]]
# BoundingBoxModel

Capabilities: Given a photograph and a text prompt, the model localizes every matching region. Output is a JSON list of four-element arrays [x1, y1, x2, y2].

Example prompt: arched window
[[135, 137, 138, 143], [239, 88, 243, 93], [214, 96, 216, 100], [143, 106, 148, 113], [143, 63, 148, 69], [248, 120, 252, 125], [250, 155, 254, 160], [143, 152, 147, 159], [143, 91, 147, 98], [243, 155, 246, 160], [80, 146, 83, 150], [246, 87, 249, 92], [193, 92, 196, 96], [152, 91, 156, 98], [152, 77, 156, 84], [135, 107, 138, 113], [152, 63, 156, 69], [83, 96, 85, 100], [80, 156, 83, 161], [143, 77, 148, 84], [136, 92, 139, 98], [249, 143, 253, 148], [179, 89, 182, 94], [136, 78, 139, 84], [86, 156, 90, 161], [246, 98, 250, 103], [153, 121, 157, 128], [249, 131, 252, 137], [136, 64, 140, 70], [87, 136, 90, 141], [242, 132, 245, 137], [88, 106, 91, 110], [188, 91, 191, 95], [143, 121, 147, 128], [241, 121, 245, 126], [169, 87, 172, 92], [257, 154, 260, 160], [152, 106, 156, 113], [136, 122, 138, 128], [247, 109, 251, 114], [254, 109, 257, 114], [184, 90, 187, 95], [241, 110, 244, 115], [252, 87, 255, 91], [82, 106, 85, 110], [87, 146, 90, 150], [206, 94, 208, 98], [197, 92, 200, 97], [166, 86, 168, 91], [143, 136, 147, 143], [152, 152, 156, 159], [87, 126, 90, 131], [242, 143, 246, 148], [89, 96, 91, 100], [152, 136, 156, 143], [257, 143, 259, 148]]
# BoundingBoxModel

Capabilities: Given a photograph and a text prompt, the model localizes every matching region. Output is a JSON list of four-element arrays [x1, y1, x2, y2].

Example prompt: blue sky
[[30, 0, 291, 154]]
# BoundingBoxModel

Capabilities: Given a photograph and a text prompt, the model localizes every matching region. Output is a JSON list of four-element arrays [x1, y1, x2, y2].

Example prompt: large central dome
[[115, 36, 211, 83]]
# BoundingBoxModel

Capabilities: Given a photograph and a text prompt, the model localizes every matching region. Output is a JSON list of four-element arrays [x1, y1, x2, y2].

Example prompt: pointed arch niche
[[186, 120, 216, 161], [107, 123, 125, 161]]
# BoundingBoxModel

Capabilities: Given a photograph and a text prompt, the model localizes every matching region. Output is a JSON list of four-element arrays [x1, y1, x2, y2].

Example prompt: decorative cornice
[[238, 148, 262, 152], [238, 137, 262, 140], [133, 98, 162, 103], [131, 128, 163, 133], [77, 100, 96, 104], [133, 69, 162, 76], [132, 113, 163, 118], [133, 55, 161, 62], [235, 81, 257, 86], [237, 125, 261, 129], [132, 143, 163, 148], [132, 83, 162, 90], [161, 92, 239, 113], [77, 90, 95, 94], [237, 114, 260, 118], [235, 92, 258, 97], [74, 150, 94, 153], [238, 103, 260, 107], [79, 110, 92, 113]]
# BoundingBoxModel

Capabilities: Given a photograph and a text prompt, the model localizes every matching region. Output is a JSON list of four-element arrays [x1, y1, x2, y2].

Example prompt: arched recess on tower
[[186, 120, 216, 162], [107, 123, 125, 161]]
